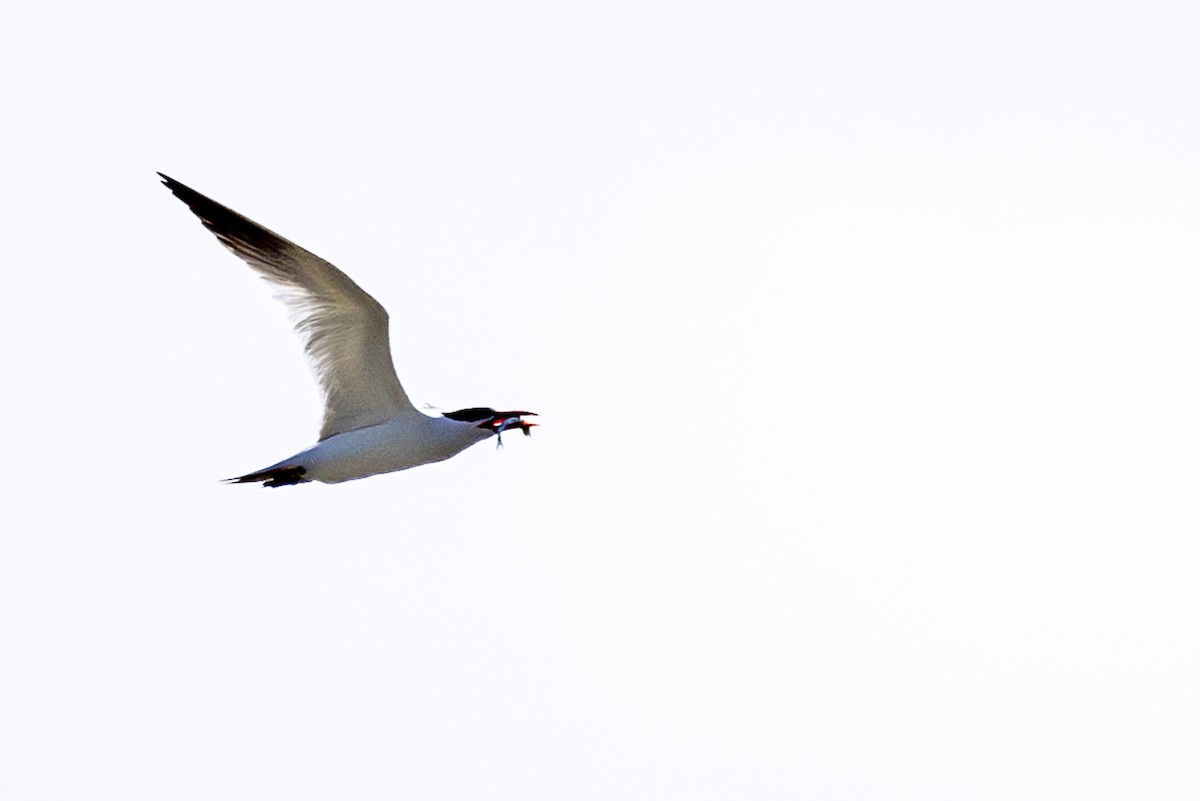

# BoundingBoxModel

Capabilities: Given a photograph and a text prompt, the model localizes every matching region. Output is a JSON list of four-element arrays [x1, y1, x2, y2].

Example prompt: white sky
[[2, 1, 1198, 798]]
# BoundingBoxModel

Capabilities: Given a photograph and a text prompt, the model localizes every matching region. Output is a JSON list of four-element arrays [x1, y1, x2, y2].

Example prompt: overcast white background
[[2, 1, 1198, 798]]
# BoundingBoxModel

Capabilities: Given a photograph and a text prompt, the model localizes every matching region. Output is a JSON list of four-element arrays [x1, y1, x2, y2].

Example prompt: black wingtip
[[157, 172, 194, 198], [157, 172, 302, 270], [157, 172, 194, 202]]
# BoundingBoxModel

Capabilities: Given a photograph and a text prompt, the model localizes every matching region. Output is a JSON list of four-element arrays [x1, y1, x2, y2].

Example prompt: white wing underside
[[160, 174, 420, 440]]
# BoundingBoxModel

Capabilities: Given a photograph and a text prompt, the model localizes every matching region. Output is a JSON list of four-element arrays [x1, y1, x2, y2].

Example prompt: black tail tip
[[225, 466, 309, 488]]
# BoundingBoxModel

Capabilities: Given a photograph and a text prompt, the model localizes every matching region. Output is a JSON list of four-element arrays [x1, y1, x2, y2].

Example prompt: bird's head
[[443, 407, 538, 447]]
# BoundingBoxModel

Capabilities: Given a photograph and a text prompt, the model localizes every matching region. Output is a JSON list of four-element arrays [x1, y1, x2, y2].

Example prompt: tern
[[159, 173, 536, 487]]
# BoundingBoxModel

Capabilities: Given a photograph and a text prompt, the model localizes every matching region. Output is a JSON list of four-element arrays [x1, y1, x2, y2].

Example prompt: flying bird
[[159, 173, 536, 487]]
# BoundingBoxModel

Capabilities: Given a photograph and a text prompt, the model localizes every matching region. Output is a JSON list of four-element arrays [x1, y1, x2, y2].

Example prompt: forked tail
[[224, 465, 309, 488]]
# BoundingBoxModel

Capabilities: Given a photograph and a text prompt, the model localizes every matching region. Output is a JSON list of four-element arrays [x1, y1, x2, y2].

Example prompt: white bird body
[[159, 173, 536, 487], [265, 415, 494, 484]]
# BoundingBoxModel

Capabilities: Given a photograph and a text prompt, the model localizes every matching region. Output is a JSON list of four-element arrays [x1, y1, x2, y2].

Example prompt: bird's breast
[[300, 417, 485, 483]]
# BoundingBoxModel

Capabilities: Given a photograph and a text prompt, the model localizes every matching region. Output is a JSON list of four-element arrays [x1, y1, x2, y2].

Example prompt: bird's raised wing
[[159, 173, 420, 440]]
